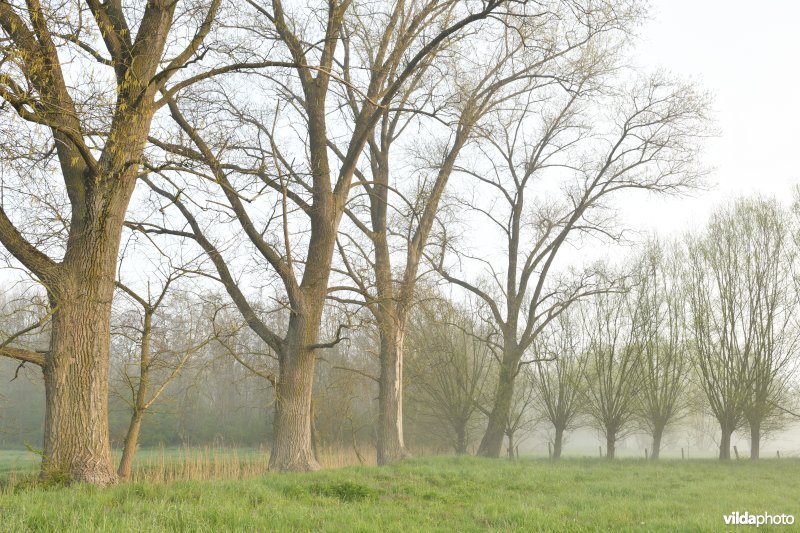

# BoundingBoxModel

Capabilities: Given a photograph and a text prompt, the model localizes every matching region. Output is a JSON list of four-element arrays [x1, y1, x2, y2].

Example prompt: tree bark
[[651, 424, 664, 460], [553, 425, 564, 460], [377, 328, 411, 465], [118, 310, 152, 479], [749, 420, 760, 460], [269, 314, 321, 472], [43, 259, 121, 485], [477, 352, 517, 458], [605, 430, 616, 460], [118, 411, 143, 480], [719, 424, 733, 460]]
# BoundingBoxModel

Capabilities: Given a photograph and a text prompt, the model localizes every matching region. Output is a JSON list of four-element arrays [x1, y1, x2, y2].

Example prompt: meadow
[[1, 450, 799, 531]]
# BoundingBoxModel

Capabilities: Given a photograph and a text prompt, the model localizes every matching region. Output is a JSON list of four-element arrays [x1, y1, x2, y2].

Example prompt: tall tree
[[432, 65, 710, 457], [632, 239, 690, 459], [335, 0, 633, 465], [0, 0, 223, 484], [531, 310, 586, 459], [581, 289, 642, 460], [112, 272, 220, 479], [689, 198, 797, 460], [138, 0, 516, 471]]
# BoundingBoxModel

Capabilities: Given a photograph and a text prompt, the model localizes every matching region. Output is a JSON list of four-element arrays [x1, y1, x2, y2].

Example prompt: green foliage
[[2, 455, 800, 531]]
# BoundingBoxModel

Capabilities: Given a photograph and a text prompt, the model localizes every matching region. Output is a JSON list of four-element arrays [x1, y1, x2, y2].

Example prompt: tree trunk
[[118, 411, 144, 479], [269, 315, 321, 472], [118, 310, 152, 479], [42, 269, 119, 485], [605, 430, 616, 460], [377, 328, 410, 465], [651, 424, 664, 460], [507, 432, 515, 459], [719, 424, 733, 460], [749, 420, 760, 460], [553, 425, 564, 459], [477, 354, 517, 457]]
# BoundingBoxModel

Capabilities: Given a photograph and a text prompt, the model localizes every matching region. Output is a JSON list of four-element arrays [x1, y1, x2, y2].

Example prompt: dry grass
[[128, 444, 377, 484], [0, 444, 378, 491], [127, 446, 269, 483]]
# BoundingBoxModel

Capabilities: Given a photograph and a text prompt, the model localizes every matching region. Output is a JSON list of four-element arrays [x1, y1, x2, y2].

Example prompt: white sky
[[622, 0, 800, 234]]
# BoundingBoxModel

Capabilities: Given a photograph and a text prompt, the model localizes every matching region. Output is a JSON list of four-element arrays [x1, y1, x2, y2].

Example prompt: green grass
[[0, 449, 40, 478], [1, 456, 799, 531]]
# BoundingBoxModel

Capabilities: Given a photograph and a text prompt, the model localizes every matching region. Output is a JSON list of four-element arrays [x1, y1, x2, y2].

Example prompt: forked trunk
[[43, 269, 119, 485], [749, 420, 760, 460], [477, 354, 517, 458], [377, 328, 410, 465], [553, 425, 564, 459], [269, 316, 320, 472]]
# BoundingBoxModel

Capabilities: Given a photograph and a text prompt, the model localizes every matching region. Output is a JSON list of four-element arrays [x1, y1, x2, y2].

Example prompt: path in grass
[[1, 456, 799, 531]]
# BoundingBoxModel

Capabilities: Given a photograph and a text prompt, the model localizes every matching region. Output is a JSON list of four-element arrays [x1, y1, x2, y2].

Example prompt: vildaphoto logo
[[723, 512, 795, 527]]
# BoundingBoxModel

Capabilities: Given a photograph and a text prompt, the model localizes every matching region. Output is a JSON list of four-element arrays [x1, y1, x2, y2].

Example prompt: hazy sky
[[623, 0, 800, 234]]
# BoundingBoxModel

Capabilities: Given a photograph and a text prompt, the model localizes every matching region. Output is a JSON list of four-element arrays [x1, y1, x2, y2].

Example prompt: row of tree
[[406, 197, 800, 462], [1, 0, 713, 485], [532, 197, 799, 461], [6, 195, 797, 472]]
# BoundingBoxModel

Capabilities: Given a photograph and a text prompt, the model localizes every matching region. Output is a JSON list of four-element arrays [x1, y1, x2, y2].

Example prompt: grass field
[[1, 454, 799, 531]]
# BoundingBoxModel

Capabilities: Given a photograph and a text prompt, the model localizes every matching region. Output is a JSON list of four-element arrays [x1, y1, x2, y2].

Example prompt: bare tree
[[530, 310, 586, 459], [138, 0, 516, 471], [581, 289, 642, 460], [631, 238, 690, 459], [432, 58, 710, 457], [112, 270, 221, 478], [333, 0, 637, 465], [0, 0, 224, 484]]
